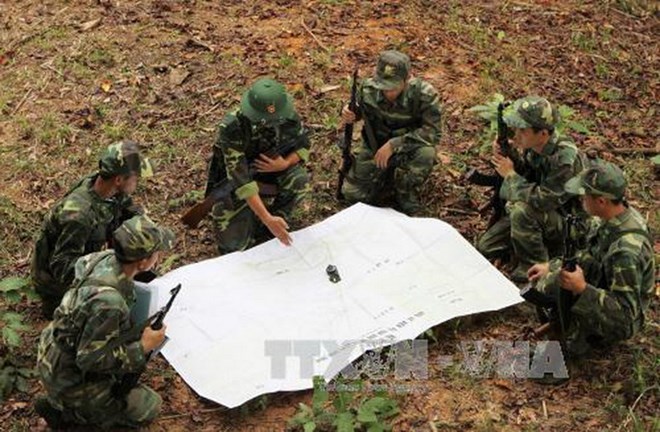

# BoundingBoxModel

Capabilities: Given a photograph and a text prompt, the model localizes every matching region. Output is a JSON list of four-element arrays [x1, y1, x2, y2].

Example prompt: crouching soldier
[[35, 215, 174, 429]]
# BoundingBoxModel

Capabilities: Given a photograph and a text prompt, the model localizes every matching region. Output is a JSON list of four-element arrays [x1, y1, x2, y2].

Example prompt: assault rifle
[[336, 68, 359, 200], [465, 102, 518, 228], [520, 214, 579, 344]]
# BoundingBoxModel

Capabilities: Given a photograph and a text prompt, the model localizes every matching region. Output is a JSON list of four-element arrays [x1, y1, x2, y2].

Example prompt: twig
[[159, 406, 226, 421], [439, 207, 479, 216], [40, 61, 65, 77], [11, 88, 33, 115], [301, 19, 330, 53], [617, 385, 659, 431], [608, 147, 658, 156], [542, 400, 548, 419]]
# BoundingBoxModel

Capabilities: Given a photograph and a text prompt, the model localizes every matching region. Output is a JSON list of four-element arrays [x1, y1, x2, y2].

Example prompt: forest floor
[[0, 0, 658, 431]]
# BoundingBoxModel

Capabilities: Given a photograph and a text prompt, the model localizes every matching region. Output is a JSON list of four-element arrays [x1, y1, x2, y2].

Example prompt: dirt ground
[[0, 0, 658, 431]]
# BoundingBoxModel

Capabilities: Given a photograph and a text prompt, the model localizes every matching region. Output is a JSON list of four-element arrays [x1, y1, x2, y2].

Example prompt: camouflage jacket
[[37, 250, 145, 405], [206, 109, 310, 200], [31, 174, 141, 294], [571, 207, 655, 339], [356, 77, 441, 153], [500, 134, 585, 213]]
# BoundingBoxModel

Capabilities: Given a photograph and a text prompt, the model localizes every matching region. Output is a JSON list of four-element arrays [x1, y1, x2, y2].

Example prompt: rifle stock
[[181, 182, 278, 229]]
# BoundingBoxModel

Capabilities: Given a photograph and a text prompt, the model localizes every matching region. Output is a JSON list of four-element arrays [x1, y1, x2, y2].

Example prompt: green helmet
[[99, 140, 153, 178], [504, 96, 558, 130], [565, 159, 627, 200], [113, 215, 174, 263], [240, 78, 295, 123]]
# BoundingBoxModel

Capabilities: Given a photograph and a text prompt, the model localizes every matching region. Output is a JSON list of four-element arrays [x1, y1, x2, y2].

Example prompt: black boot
[[35, 396, 66, 429]]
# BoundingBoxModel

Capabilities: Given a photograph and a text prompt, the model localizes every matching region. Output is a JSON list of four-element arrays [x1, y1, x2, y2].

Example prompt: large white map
[[147, 203, 522, 408]]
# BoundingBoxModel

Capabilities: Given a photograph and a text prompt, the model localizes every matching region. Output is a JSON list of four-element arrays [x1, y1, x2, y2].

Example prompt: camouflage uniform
[[476, 97, 587, 280], [341, 50, 442, 215], [36, 215, 174, 429], [206, 78, 310, 254], [31, 141, 152, 318], [537, 161, 655, 357]]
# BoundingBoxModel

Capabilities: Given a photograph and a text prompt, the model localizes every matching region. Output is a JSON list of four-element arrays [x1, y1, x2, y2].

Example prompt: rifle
[[181, 132, 307, 229], [336, 68, 359, 200], [112, 283, 182, 397], [519, 214, 579, 345], [465, 102, 517, 228]]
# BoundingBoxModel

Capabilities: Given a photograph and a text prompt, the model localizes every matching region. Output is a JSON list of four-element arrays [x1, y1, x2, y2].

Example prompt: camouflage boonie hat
[[113, 215, 174, 263], [504, 96, 558, 130], [373, 50, 411, 90], [240, 78, 294, 124], [99, 140, 154, 178], [564, 159, 627, 200]]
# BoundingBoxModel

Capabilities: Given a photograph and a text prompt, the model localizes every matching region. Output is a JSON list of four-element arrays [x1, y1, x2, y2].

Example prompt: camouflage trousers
[[341, 142, 436, 215], [535, 267, 633, 358], [47, 384, 161, 429], [211, 164, 310, 254], [477, 201, 565, 279]]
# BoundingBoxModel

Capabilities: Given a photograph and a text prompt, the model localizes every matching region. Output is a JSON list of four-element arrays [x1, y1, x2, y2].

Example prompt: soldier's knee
[[283, 167, 310, 193], [341, 179, 368, 203], [411, 146, 436, 169]]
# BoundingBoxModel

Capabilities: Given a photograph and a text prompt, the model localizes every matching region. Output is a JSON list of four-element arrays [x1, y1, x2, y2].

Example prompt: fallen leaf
[[100, 80, 112, 93], [80, 18, 102, 32], [170, 68, 190, 86], [493, 379, 513, 391], [319, 84, 341, 94], [436, 150, 452, 165]]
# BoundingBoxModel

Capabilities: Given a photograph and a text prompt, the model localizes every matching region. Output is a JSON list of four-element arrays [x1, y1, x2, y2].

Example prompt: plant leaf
[[335, 412, 355, 432], [0, 277, 29, 293], [2, 327, 21, 347]]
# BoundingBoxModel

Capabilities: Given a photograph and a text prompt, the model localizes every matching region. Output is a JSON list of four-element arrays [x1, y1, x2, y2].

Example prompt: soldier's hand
[[374, 141, 394, 169], [341, 104, 357, 125], [527, 262, 550, 282], [254, 154, 289, 173], [141, 324, 167, 353], [559, 265, 587, 294], [492, 153, 515, 178], [264, 215, 292, 246]]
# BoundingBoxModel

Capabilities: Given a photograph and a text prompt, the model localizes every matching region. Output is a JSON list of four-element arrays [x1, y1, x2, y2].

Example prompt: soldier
[[340, 50, 441, 215], [32, 140, 152, 318], [527, 160, 655, 357], [476, 96, 587, 282], [205, 78, 310, 254], [35, 215, 174, 429]]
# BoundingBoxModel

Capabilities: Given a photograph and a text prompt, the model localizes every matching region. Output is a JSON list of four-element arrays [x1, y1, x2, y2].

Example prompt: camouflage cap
[[99, 140, 154, 178], [373, 50, 411, 90], [113, 215, 175, 263], [504, 96, 558, 130], [240, 78, 295, 124], [564, 159, 627, 200]]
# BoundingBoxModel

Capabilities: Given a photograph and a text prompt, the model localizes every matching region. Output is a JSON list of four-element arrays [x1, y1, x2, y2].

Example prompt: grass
[[0, 1, 657, 430]]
